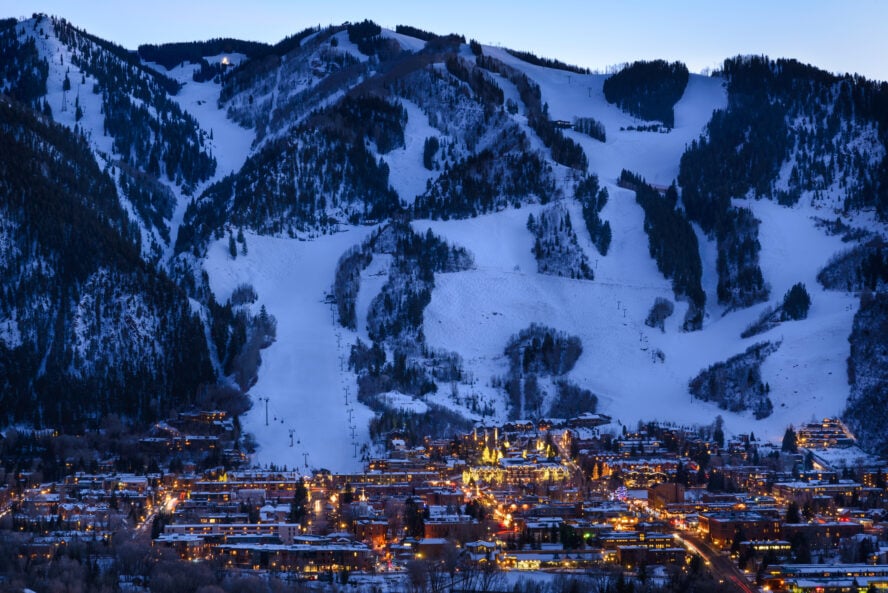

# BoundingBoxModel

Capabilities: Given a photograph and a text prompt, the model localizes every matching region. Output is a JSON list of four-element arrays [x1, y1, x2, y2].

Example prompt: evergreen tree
[[674, 461, 688, 485], [713, 426, 725, 449], [802, 502, 814, 521], [342, 483, 354, 505], [404, 496, 425, 538], [782, 282, 812, 320], [228, 234, 237, 259], [782, 426, 798, 453], [422, 136, 439, 170], [289, 479, 308, 524]]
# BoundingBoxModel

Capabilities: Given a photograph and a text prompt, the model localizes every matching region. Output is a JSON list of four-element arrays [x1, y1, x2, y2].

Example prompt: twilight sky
[[6, 0, 888, 81]]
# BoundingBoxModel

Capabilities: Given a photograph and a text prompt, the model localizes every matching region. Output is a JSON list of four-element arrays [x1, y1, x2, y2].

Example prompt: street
[[675, 532, 759, 593]]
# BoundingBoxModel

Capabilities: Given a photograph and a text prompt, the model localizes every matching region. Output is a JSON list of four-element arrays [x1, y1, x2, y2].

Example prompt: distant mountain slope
[[844, 291, 888, 455], [0, 15, 255, 432], [0, 98, 212, 430], [0, 14, 886, 463], [679, 56, 888, 310], [681, 56, 888, 224], [143, 31, 888, 460]]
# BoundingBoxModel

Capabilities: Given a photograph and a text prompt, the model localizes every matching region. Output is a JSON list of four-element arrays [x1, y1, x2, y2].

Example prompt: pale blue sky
[[6, 0, 887, 80]]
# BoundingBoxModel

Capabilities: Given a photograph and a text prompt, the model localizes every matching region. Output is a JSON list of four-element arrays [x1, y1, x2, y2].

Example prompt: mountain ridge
[[1, 14, 887, 469]]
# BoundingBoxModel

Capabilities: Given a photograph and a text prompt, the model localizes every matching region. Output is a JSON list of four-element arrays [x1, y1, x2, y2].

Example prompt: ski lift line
[[465, 265, 668, 289], [252, 395, 314, 434]]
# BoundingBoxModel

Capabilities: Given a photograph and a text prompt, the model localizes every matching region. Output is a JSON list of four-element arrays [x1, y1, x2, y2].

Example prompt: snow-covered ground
[[416, 204, 719, 432], [811, 445, 882, 470], [30, 23, 114, 158], [482, 46, 728, 186], [22, 19, 257, 261], [23, 25, 857, 466], [355, 253, 392, 341], [742, 198, 858, 432], [404, 52, 858, 445], [414, 196, 857, 444], [380, 28, 427, 53], [377, 98, 438, 205], [146, 57, 256, 255], [204, 229, 376, 473], [23, 20, 181, 259], [153, 57, 255, 180], [331, 30, 370, 63], [196, 45, 870, 467]]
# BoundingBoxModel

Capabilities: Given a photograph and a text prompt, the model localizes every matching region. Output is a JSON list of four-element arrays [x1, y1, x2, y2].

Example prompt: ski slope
[[152, 55, 256, 180], [204, 229, 375, 473], [375, 98, 438, 205], [482, 46, 728, 185], [414, 198, 856, 444], [199, 42, 871, 466], [406, 52, 857, 443], [741, 198, 858, 431], [145, 56, 256, 257]]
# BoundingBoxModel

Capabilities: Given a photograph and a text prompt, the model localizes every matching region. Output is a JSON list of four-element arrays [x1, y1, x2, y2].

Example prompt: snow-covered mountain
[[2, 16, 887, 470]]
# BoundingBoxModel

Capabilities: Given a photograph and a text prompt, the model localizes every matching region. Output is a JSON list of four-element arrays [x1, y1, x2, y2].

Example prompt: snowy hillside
[[204, 229, 375, 472], [481, 46, 728, 186], [2, 15, 887, 469], [190, 33, 886, 468]]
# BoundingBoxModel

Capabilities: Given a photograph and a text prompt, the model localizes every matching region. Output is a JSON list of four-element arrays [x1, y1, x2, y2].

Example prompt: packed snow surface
[[187, 42, 870, 466], [414, 195, 856, 444], [377, 98, 438, 205], [205, 229, 375, 473], [380, 28, 427, 53], [158, 58, 256, 179], [150, 57, 256, 254], [481, 46, 728, 185], [811, 446, 882, 469]]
